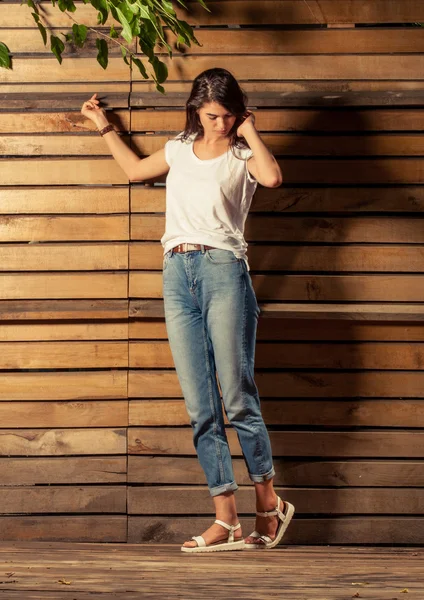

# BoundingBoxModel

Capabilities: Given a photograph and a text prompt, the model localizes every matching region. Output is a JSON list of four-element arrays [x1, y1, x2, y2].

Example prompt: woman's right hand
[[81, 93, 108, 127]]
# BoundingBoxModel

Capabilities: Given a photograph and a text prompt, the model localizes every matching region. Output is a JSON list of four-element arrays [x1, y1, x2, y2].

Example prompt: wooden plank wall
[[1, 0, 424, 544]]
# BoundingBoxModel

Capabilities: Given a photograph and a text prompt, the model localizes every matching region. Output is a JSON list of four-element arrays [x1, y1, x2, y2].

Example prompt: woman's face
[[197, 101, 237, 139]]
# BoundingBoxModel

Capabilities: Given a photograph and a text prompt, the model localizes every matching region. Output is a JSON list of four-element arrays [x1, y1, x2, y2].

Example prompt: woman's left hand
[[237, 111, 255, 138]]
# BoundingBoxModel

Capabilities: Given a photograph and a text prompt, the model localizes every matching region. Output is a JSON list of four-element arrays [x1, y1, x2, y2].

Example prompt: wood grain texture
[[128, 456, 424, 487], [128, 427, 424, 457], [128, 370, 424, 399], [128, 398, 424, 427]]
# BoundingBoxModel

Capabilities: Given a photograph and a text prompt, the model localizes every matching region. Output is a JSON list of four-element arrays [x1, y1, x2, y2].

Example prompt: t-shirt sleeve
[[243, 147, 257, 184], [164, 135, 183, 167]]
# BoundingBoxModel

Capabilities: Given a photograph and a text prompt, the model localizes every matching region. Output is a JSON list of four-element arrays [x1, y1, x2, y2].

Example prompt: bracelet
[[98, 123, 115, 136]]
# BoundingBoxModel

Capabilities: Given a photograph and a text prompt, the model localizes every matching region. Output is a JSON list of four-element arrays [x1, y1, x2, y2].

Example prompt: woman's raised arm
[[81, 93, 169, 182]]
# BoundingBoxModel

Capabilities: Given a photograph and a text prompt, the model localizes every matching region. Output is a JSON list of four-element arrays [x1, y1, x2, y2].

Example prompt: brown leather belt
[[172, 243, 216, 253]]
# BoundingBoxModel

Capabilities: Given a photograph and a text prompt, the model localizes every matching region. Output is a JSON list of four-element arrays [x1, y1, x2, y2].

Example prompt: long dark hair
[[181, 68, 249, 150]]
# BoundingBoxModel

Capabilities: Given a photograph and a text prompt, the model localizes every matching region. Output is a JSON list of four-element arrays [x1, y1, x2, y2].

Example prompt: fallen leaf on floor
[[400, 590, 409, 593], [352, 593, 360, 598], [5, 572, 15, 577], [352, 582, 370, 586], [58, 579, 72, 585]]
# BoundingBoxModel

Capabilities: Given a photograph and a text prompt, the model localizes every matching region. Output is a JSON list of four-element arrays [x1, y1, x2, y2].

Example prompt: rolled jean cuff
[[249, 466, 275, 483], [209, 481, 238, 497]]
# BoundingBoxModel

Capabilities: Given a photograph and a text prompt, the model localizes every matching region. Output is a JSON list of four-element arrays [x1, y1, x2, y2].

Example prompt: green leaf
[[50, 34, 65, 64], [114, 6, 133, 43], [133, 56, 148, 79], [91, 0, 109, 25], [72, 23, 88, 47], [58, 0, 77, 12], [63, 32, 73, 42], [27, 0, 38, 12], [161, 0, 176, 15], [151, 56, 167, 84], [121, 44, 130, 65], [0, 42, 11, 70], [109, 24, 119, 39], [116, 1, 134, 22], [155, 82, 165, 94], [96, 37, 108, 69], [34, 16, 48, 45]]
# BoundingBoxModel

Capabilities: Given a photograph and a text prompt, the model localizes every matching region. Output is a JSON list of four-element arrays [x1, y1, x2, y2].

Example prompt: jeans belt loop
[[201, 244, 205, 254]]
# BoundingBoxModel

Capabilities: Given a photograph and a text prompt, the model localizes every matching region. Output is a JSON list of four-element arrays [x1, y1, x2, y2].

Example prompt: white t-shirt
[[161, 132, 257, 269]]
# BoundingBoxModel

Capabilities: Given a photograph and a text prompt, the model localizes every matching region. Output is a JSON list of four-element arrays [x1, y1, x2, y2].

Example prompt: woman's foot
[[244, 495, 282, 547], [183, 521, 243, 548]]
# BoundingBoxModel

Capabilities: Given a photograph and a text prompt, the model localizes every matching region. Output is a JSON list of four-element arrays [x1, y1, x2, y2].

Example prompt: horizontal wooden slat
[[0, 371, 127, 401], [0, 428, 126, 455], [0, 300, 128, 320], [0, 57, 130, 83], [0, 516, 126, 542], [0, 217, 128, 243], [128, 133, 424, 158], [1, 457, 127, 484], [1, 273, 128, 300], [129, 398, 424, 427], [13, 130, 424, 157], [0, 322, 127, 341], [0, 244, 128, 271], [133, 55, 424, 82], [1, 29, 135, 55], [128, 370, 424, 398], [0, 91, 129, 110], [131, 216, 424, 243], [129, 243, 424, 272], [131, 108, 424, 133], [1, 187, 129, 214], [170, 29, 424, 55], [6, 80, 424, 97], [2, 1, 424, 27], [0, 159, 127, 185], [0, 134, 133, 156], [0, 486, 126, 514], [128, 456, 424, 486], [128, 428, 424, 457], [131, 185, 424, 213], [2, 56, 424, 84], [0, 111, 128, 134], [129, 319, 424, 342], [0, 399, 128, 427], [129, 516, 424, 545], [129, 299, 424, 321], [128, 486, 424, 514], [129, 341, 424, 371], [129, 273, 424, 301], [174, 1, 424, 25], [5, 28, 424, 55], [0, 342, 127, 369]]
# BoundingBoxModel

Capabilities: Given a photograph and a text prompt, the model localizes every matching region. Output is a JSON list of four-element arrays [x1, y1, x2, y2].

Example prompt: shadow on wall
[[248, 101, 424, 544]]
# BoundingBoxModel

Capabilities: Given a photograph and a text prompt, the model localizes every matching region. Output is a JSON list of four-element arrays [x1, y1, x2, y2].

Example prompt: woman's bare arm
[[81, 93, 170, 182]]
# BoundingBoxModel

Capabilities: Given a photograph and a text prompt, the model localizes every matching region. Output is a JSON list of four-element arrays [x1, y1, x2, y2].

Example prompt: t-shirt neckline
[[191, 136, 230, 164]]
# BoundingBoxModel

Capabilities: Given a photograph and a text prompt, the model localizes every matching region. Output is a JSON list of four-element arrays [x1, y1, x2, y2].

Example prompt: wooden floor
[[0, 543, 422, 599]]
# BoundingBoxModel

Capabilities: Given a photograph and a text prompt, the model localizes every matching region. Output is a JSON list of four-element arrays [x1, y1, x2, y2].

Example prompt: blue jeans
[[162, 246, 275, 497]]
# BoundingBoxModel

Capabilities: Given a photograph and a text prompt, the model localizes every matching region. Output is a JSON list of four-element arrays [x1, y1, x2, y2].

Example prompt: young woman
[[81, 68, 295, 553]]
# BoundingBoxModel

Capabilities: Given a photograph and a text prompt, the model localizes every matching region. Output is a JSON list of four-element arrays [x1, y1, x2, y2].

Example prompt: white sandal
[[244, 496, 295, 550], [181, 519, 245, 553]]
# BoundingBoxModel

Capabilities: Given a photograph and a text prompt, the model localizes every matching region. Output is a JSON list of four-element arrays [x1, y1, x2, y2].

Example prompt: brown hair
[[180, 68, 249, 150]]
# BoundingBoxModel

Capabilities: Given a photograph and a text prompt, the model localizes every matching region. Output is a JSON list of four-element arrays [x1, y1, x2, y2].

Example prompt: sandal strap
[[214, 520, 241, 543], [191, 535, 206, 548], [256, 497, 285, 520], [248, 531, 273, 545]]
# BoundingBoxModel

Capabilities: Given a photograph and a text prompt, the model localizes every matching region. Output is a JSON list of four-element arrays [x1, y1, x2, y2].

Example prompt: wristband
[[98, 123, 115, 136]]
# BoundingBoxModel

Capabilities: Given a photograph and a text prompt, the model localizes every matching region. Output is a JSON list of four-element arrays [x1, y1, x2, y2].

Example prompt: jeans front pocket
[[162, 250, 172, 271], [205, 248, 240, 265]]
